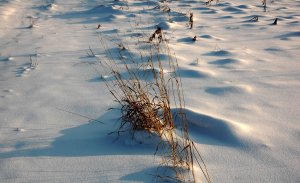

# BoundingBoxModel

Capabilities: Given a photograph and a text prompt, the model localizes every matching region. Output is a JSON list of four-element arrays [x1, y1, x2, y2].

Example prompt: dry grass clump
[[113, 66, 173, 135], [94, 30, 211, 183]]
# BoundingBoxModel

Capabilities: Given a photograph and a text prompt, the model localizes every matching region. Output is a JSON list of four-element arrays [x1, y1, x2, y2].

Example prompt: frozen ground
[[0, 0, 299, 182]]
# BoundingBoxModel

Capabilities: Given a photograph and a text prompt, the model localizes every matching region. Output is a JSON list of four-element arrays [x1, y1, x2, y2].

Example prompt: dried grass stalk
[[94, 30, 212, 183]]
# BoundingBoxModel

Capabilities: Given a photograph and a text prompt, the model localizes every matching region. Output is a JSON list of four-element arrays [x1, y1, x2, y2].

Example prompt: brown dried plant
[[93, 30, 212, 183], [189, 13, 194, 29], [262, 0, 267, 12]]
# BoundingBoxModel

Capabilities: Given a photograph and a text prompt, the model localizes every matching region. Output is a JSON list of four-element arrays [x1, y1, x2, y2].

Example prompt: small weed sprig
[[30, 55, 38, 69], [189, 13, 194, 29], [262, 0, 267, 12], [149, 27, 163, 43]]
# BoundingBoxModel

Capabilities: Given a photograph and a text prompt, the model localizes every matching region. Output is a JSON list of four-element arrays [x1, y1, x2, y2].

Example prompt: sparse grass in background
[[92, 29, 211, 183]]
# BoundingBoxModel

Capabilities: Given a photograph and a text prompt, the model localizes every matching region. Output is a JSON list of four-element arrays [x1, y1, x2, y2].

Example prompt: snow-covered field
[[0, 0, 299, 182]]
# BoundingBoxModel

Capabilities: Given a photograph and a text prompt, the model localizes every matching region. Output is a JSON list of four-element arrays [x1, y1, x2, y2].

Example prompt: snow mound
[[172, 108, 252, 147]]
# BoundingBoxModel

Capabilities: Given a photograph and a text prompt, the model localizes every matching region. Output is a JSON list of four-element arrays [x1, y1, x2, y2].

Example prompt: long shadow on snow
[[0, 110, 158, 158], [0, 108, 254, 183], [0, 107, 247, 159], [120, 166, 179, 183]]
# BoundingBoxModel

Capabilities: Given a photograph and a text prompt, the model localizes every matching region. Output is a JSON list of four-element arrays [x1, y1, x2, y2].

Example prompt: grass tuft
[[93, 29, 212, 183]]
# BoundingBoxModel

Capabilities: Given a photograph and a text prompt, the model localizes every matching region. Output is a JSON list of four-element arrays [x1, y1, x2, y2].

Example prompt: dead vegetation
[[189, 13, 194, 29], [92, 29, 212, 183], [149, 27, 163, 43], [262, 0, 267, 11]]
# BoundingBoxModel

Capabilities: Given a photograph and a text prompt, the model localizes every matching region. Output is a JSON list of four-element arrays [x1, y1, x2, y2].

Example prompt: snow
[[0, 0, 299, 182]]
